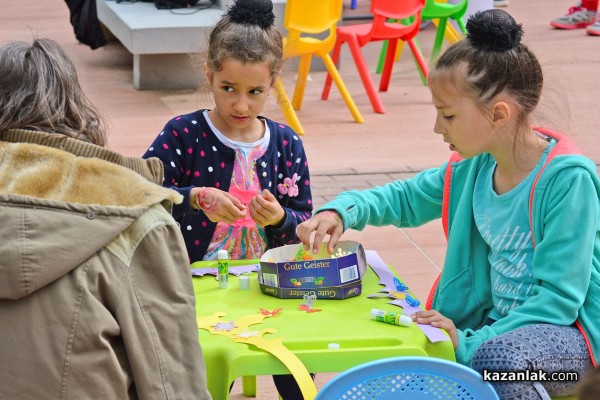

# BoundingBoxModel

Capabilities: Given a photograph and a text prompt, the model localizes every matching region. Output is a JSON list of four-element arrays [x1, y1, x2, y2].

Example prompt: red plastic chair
[[322, 0, 428, 114]]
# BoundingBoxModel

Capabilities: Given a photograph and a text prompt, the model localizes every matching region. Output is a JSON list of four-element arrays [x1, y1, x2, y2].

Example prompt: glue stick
[[370, 308, 412, 327], [217, 250, 229, 289]]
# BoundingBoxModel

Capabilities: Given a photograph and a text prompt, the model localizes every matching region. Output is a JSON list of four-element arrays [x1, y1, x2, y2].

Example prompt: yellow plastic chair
[[280, 0, 364, 124], [273, 78, 304, 135]]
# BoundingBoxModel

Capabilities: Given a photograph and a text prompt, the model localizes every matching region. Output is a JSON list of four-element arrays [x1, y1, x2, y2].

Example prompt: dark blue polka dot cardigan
[[143, 109, 313, 263]]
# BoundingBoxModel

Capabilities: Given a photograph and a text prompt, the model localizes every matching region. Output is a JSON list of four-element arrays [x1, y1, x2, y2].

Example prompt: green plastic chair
[[376, 0, 469, 82], [421, 0, 468, 61]]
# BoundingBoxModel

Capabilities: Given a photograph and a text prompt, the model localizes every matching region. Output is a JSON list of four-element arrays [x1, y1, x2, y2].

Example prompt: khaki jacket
[[0, 129, 211, 399]]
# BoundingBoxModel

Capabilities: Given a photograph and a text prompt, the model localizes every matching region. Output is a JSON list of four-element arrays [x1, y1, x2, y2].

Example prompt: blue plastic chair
[[315, 356, 500, 399]]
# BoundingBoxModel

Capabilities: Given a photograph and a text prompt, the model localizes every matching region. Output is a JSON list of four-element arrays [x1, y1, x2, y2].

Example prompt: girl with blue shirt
[[143, 0, 312, 397], [298, 9, 600, 399]]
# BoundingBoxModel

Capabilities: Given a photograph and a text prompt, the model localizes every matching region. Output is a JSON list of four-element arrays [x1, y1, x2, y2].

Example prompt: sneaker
[[587, 19, 600, 35], [551, 6, 597, 29], [494, 0, 509, 7]]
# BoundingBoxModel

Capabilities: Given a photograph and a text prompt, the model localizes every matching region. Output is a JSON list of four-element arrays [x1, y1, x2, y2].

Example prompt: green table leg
[[241, 376, 257, 397]]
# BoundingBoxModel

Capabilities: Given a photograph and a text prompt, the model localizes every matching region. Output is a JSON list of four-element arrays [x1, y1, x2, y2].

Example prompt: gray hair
[[0, 38, 107, 146]]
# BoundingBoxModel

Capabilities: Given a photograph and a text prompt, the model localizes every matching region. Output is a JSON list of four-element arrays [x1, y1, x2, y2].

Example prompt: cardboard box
[[257, 279, 363, 299], [258, 241, 367, 299]]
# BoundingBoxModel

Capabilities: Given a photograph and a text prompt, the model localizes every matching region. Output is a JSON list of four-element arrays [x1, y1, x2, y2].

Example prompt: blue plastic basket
[[315, 356, 499, 400]]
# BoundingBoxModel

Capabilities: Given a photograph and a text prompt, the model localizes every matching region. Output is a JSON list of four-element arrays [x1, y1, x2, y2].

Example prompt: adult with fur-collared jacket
[[0, 38, 211, 399]]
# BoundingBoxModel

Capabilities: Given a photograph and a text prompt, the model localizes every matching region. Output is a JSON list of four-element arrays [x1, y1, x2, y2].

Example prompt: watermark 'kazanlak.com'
[[482, 370, 579, 382]]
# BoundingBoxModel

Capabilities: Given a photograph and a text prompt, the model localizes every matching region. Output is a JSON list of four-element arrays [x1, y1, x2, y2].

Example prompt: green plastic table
[[193, 254, 455, 399]]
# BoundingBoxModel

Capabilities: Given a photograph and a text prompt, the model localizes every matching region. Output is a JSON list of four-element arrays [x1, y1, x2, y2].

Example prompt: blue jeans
[[471, 324, 593, 399]]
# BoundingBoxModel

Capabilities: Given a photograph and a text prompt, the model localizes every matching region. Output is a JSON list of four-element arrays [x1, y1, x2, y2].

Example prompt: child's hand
[[296, 211, 343, 255], [249, 189, 285, 227], [412, 310, 458, 349], [192, 187, 246, 223]]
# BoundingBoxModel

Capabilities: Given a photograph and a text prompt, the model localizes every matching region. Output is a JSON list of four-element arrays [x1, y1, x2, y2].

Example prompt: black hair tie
[[227, 0, 275, 29], [466, 9, 523, 52]]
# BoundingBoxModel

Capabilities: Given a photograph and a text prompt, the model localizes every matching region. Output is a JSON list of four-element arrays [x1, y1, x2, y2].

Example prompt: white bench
[[96, 0, 287, 90]]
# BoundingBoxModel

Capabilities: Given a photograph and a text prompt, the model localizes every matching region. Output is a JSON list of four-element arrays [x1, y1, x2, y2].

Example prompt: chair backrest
[[314, 356, 500, 400], [284, 0, 342, 35], [422, 0, 469, 20], [283, 0, 343, 56], [362, 0, 426, 44], [371, 0, 426, 20]]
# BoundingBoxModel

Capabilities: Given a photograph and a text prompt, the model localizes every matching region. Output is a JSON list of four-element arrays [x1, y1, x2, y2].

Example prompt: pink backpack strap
[[427, 151, 462, 310], [528, 127, 583, 248], [441, 151, 463, 239]]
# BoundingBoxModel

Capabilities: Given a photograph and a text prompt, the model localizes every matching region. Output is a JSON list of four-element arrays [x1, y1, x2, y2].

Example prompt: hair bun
[[466, 9, 523, 52], [227, 0, 275, 29]]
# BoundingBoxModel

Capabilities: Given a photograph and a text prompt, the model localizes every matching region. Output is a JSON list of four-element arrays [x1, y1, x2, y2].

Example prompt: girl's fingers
[[297, 219, 317, 247], [224, 192, 246, 212], [296, 212, 343, 253], [326, 225, 343, 254], [225, 203, 246, 220], [412, 310, 437, 319]]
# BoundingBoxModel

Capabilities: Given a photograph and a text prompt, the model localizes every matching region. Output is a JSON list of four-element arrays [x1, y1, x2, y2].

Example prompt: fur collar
[[0, 139, 182, 209]]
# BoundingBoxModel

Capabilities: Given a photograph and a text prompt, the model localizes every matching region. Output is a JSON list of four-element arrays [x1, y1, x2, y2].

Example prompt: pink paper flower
[[277, 173, 299, 197]]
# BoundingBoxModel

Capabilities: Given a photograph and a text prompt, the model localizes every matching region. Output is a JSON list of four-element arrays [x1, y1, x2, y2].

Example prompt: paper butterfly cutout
[[299, 304, 322, 313], [259, 308, 283, 316], [394, 277, 408, 291], [405, 295, 421, 306], [368, 261, 420, 306]]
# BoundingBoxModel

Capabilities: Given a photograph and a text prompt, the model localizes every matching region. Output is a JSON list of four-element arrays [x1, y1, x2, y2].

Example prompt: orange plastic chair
[[280, 0, 364, 124], [321, 0, 428, 114]]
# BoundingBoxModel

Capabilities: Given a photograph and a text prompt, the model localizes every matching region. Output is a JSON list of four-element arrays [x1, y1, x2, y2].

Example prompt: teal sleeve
[[316, 166, 447, 232], [455, 326, 496, 366], [455, 167, 598, 366]]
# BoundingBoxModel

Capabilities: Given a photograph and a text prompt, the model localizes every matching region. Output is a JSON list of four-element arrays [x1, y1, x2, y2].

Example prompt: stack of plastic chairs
[[321, 0, 429, 114], [375, 0, 469, 80], [315, 356, 499, 399]]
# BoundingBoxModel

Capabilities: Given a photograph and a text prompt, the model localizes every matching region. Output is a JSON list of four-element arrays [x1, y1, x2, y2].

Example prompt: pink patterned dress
[[203, 125, 269, 260]]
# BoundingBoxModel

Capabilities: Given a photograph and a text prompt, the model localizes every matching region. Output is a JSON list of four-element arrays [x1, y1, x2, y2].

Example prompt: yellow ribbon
[[197, 311, 317, 400]]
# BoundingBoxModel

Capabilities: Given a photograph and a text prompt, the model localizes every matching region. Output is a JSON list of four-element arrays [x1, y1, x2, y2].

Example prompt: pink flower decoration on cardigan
[[277, 173, 299, 197]]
